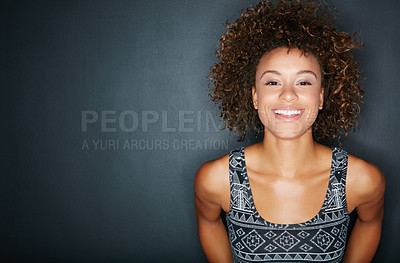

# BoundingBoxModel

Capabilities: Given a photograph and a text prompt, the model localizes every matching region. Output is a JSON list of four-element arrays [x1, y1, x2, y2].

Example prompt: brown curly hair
[[209, 0, 364, 143]]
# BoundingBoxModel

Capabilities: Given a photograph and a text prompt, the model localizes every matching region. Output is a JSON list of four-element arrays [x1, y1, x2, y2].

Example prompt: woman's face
[[252, 47, 324, 139]]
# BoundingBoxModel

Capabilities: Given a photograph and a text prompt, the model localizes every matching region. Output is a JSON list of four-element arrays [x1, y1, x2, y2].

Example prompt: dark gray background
[[2, 0, 399, 262]]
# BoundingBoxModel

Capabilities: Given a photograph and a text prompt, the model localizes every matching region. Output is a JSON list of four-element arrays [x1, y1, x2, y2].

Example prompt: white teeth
[[274, 109, 302, 116]]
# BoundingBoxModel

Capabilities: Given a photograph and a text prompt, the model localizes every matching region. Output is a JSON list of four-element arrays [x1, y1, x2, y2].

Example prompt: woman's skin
[[194, 47, 385, 263]]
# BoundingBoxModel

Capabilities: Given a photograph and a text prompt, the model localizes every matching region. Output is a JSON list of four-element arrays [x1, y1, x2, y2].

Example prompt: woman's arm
[[343, 160, 386, 263], [194, 160, 233, 263]]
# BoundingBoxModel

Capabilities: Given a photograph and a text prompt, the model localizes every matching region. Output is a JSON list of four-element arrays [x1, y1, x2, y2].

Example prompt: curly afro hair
[[209, 0, 364, 143]]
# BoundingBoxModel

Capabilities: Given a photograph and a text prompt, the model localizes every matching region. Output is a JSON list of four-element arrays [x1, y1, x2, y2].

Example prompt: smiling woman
[[194, 1, 385, 263], [253, 47, 323, 139]]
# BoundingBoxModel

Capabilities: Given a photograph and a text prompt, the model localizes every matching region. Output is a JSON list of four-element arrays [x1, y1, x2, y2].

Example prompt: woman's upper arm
[[347, 156, 386, 222], [194, 156, 230, 223]]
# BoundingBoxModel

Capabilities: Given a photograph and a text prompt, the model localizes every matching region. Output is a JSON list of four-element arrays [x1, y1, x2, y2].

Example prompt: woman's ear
[[319, 87, 324, 110], [252, 86, 258, 110]]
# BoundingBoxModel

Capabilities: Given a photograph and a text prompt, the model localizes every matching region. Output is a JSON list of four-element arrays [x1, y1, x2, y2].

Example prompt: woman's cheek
[[256, 107, 271, 127], [305, 103, 320, 126]]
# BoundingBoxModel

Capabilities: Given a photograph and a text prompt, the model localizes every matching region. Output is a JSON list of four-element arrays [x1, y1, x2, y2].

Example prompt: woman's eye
[[298, 81, 312, 86], [266, 81, 279, 86]]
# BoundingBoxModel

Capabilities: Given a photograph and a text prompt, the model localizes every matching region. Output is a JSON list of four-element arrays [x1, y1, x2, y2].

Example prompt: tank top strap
[[323, 147, 349, 216], [229, 147, 246, 183], [331, 147, 349, 181], [228, 147, 255, 213]]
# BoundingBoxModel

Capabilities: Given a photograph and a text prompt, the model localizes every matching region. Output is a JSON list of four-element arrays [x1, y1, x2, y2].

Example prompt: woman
[[194, 1, 385, 262]]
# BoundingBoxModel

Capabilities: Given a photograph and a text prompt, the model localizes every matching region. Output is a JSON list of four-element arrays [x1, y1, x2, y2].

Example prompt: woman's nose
[[279, 85, 298, 102]]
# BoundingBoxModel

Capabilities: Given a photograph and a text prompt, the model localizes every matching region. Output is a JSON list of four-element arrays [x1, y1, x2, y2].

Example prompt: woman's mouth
[[273, 109, 302, 116], [272, 109, 304, 122]]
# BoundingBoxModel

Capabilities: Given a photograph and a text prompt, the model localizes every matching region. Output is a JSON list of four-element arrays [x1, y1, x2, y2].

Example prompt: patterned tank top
[[226, 147, 349, 263]]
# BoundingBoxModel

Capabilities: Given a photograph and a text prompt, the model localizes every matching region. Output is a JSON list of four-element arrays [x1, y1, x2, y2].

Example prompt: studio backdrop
[[2, 0, 400, 262]]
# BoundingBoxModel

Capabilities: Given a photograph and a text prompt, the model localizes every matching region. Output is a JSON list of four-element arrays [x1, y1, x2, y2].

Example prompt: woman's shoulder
[[195, 153, 229, 182], [194, 152, 231, 204], [346, 152, 386, 209]]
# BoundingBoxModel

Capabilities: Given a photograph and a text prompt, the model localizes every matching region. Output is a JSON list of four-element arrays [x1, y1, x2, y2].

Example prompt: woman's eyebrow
[[259, 70, 318, 80], [297, 70, 318, 79], [259, 70, 281, 80]]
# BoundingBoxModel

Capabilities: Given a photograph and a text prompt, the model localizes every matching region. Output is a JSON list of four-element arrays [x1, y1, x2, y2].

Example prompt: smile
[[272, 108, 305, 122], [273, 109, 302, 116]]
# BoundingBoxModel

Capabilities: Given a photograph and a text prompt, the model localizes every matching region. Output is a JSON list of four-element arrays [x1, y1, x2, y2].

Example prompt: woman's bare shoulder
[[194, 153, 230, 204], [347, 153, 386, 208]]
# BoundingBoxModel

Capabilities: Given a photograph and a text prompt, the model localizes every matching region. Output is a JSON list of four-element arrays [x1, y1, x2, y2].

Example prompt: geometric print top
[[226, 147, 350, 263]]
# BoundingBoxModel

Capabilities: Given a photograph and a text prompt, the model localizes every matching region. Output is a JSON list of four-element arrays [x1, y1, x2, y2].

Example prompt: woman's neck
[[256, 129, 321, 178]]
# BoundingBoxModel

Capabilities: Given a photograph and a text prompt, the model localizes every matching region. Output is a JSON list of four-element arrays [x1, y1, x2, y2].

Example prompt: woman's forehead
[[257, 47, 321, 75]]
